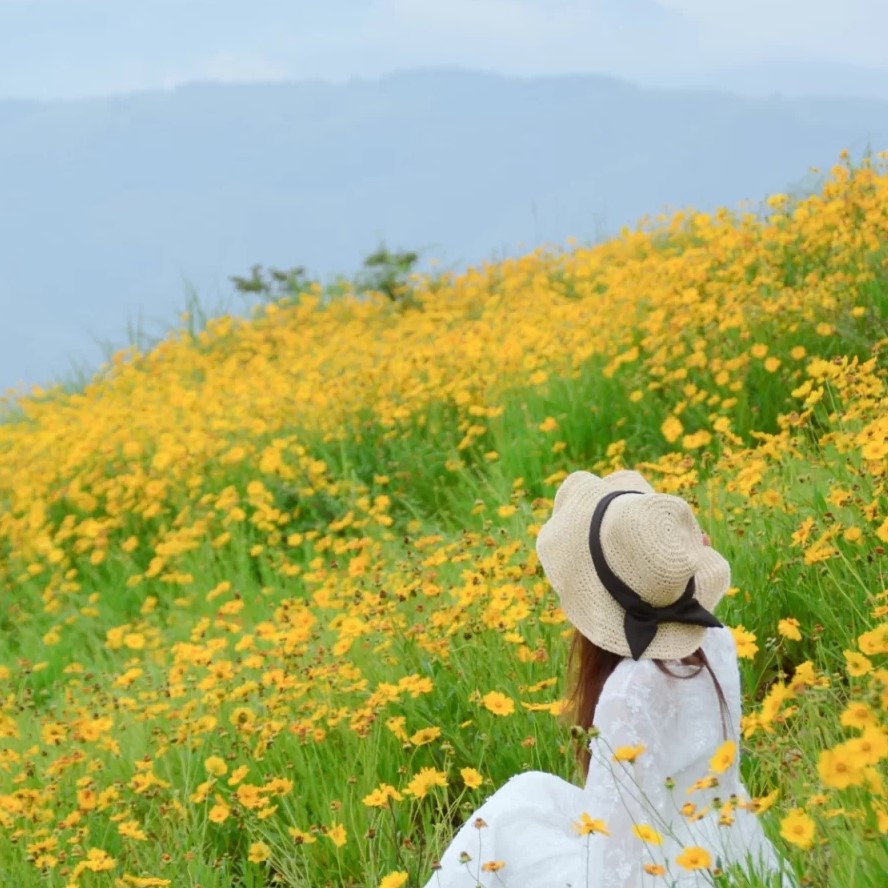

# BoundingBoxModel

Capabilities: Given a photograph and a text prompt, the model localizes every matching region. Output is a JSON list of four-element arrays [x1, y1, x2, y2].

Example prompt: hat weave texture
[[535, 470, 730, 660]]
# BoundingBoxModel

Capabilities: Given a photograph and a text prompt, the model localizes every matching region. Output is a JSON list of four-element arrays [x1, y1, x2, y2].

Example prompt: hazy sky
[[1, 0, 887, 99]]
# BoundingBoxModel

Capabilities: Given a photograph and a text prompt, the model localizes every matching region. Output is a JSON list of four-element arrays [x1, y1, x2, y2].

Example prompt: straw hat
[[536, 469, 730, 660]]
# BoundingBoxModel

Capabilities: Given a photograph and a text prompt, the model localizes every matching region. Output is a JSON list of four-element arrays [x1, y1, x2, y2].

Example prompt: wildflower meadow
[[0, 154, 886, 887]]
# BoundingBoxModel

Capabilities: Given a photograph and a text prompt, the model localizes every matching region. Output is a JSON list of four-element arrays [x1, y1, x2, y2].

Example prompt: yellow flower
[[722, 801, 738, 827], [632, 824, 663, 845], [235, 784, 264, 810], [123, 632, 145, 650], [708, 739, 736, 774], [204, 756, 227, 777], [481, 861, 505, 873], [208, 804, 230, 824], [497, 504, 517, 518], [77, 787, 97, 811], [191, 774, 216, 800], [228, 765, 249, 786], [788, 661, 821, 691], [791, 516, 816, 546], [327, 822, 347, 848], [120, 877, 172, 887], [573, 813, 610, 836], [687, 776, 718, 794], [682, 430, 712, 450], [845, 729, 888, 766], [613, 744, 645, 763], [460, 767, 483, 789], [385, 716, 408, 741], [660, 415, 684, 444], [779, 809, 816, 849], [230, 707, 255, 731], [409, 726, 441, 746], [118, 820, 148, 841], [840, 701, 876, 730], [287, 827, 317, 845], [539, 416, 558, 432], [379, 873, 409, 888], [363, 783, 403, 807], [248, 842, 270, 864], [675, 846, 712, 870], [480, 691, 515, 716], [27, 837, 59, 856], [843, 526, 862, 543], [643, 864, 666, 875], [728, 625, 758, 659], [817, 746, 865, 790], [777, 618, 801, 641], [82, 847, 117, 873], [858, 624, 888, 656], [404, 767, 448, 799]]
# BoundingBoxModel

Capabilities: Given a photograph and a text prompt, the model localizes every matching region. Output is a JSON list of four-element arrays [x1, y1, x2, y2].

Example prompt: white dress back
[[422, 627, 793, 888]]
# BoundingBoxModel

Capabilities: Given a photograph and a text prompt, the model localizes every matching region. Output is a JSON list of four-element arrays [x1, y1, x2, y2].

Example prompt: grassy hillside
[[0, 154, 886, 887]]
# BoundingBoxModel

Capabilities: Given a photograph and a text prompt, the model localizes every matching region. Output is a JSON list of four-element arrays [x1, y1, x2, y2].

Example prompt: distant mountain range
[[2, 67, 888, 393], [641, 60, 888, 101]]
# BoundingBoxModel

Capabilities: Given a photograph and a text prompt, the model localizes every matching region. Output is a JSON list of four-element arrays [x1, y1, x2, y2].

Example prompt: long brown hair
[[565, 629, 730, 778]]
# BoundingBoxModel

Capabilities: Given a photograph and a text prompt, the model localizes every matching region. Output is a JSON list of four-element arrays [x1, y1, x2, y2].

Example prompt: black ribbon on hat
[[588, 489, 723, 660]]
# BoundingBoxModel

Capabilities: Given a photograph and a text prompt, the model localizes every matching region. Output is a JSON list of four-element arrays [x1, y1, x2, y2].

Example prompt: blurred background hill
[[3, 67, 888, 392]]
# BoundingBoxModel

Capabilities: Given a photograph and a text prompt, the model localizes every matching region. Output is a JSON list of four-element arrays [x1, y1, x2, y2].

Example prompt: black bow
[[588, 490, 722, 660]]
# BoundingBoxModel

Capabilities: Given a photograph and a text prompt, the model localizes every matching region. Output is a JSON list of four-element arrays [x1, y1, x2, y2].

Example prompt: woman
[[422, 470, 794, 887]]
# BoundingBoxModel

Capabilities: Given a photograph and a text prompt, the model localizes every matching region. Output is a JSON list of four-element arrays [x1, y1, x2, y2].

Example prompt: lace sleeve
[[583, 662, 675, 887]]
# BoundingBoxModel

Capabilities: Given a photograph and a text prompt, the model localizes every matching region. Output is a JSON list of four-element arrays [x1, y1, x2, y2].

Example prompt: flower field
[[0, 155, 887, 887]]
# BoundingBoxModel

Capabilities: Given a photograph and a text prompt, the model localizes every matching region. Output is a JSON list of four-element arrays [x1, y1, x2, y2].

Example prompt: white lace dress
[[422, 628, 793, 888]]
